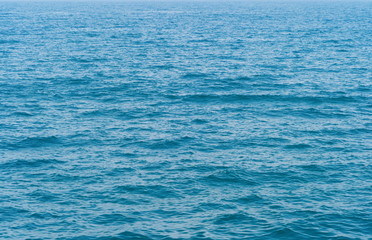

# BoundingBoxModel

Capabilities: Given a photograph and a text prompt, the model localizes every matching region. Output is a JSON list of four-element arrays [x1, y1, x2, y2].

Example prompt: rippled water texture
[[0, 1, 371, 239]]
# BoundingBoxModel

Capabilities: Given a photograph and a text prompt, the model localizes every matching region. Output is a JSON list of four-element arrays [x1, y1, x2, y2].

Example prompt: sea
[[0, 1, 371, 239]]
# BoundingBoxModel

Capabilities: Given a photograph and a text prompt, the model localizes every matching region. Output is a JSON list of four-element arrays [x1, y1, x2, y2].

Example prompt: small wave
[[27, 190, 61, 202], [271, 107, 351, 119], [114, 185, 179, 199], [191, 118, 209, 124], [149, 64, 176, 70], [0, 39, 20, 44], [102, 197, 140, 205], [105, 167, 136, 177], [201, 169, 256, 186], [260, 226, 309, 239], [79, 109, 137, 120], [181, 93, 358, 105], [187, 39, 217, 43], [30, 212, 59, 220], [284, 143, 312, 150], [0, 206, 29, 221], [181, 72, 210, 79], [300, 164, 327, 173], [117, 231, 152, 240], [110, 151, 138, 158], [141, 136, 195, 150], [65, 77, 93, 85], [213, 212, 256, 225], [11, 111, 33, 117], [251, 170, 307, 184], [45, 173, 93, 183], [7, 136, 62, 149], [235, 194, 264, 204], [0, 158, 65, 169], [93, 213, 137, 225], [69, 56, 107, 64], [197, 202, 235, 212], [143, 139, 181, 150]]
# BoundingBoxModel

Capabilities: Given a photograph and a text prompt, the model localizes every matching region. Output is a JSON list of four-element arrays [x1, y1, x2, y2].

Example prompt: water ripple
[[0, 1, 371, 239]]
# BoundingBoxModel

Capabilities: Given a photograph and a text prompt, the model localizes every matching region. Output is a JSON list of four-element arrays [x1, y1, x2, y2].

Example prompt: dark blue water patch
[[302, 128, 372, 138], [269, 107, 352, 119], [142, 139, 183, 150], [69, 56, 108, 64], [56, 236, 115, 240], [259, 226, 311, 239], [115, 231, 152, 240], [29, 212, 61, 220], [92, 213, 137, 225], [284, 143, 313, 150], [114, 185, 179, 199], [300, 164, 328, 173], [105, 167, 136, 177], [170, 164, 229, 174], [63, 77, 95, 86], [150, 209, 184, 219], [196, 202, 237, 212], [11, 111, 34, 117], [58, 137, 105, 148], [149, 64, 176, 70], [0, 206, 29, 222], [213, 212, 259, 225], [39, 172, 98, 184], [250, 169, 311, 184], [211, 137, 292, 150], [99, 192, 146, 205], [78, 109, 138, 120], [191, 118, 209, 125], [181, 73, 211, 80], [0, 158, 65, 169], [109, 151, 139, 159], [7, 136, 61, 149], [180, 93, 359, 105], [233, 194, 265, 205], [201, 169, 257, 187], [27, 189, 61, 202], [0, 39, 20, 44]]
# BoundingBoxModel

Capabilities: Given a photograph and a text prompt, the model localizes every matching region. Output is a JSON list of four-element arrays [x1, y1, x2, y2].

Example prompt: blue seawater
[[0, 1, 371, 239]]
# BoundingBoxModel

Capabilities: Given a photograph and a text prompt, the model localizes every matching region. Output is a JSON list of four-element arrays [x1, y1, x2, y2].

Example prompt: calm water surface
[[0, 1, 371, 239]]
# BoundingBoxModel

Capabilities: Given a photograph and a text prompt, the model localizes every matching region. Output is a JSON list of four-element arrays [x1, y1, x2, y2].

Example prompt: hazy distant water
[[0, 1, 371, 239]]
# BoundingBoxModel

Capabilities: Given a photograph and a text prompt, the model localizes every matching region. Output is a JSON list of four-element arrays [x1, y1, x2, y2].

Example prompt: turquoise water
[[0, 1, 371, 239]]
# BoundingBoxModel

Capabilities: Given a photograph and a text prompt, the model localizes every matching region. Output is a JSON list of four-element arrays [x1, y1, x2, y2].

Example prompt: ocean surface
[[0, 1, 371, 239]]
